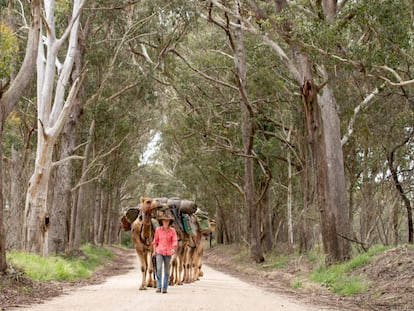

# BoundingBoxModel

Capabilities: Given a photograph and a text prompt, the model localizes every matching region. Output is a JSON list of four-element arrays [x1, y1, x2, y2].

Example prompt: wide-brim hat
[[158, 210, 174, 223], [158, 215, 174, 221]]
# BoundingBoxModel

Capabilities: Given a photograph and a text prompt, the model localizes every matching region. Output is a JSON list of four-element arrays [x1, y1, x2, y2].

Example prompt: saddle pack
[[121, 197, 211, 235]]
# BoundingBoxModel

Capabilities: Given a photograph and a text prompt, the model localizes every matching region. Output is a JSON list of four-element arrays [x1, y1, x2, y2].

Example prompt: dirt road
[[9, 260, 335, 311]]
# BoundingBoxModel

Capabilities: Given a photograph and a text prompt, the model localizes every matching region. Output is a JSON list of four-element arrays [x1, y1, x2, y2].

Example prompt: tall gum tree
[[208, 0, 351, 263], [23, 0, 86, 255], [48, 1, 97, 255], [232, 4, 264, 262], [0, 0, 41, 272]]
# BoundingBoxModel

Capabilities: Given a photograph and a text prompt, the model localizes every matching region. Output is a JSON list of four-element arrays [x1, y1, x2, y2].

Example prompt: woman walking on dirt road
[[153, 212, 178, 294]]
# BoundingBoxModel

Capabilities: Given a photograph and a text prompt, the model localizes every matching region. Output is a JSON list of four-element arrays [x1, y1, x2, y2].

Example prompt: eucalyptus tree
[[47, 1, 100, 254], [0, 0, 40, 271], [23, 0, 87, 255]]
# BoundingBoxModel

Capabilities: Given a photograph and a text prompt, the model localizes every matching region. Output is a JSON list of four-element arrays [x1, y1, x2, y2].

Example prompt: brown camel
[[170, 211, 209, 284], [169, 224, 190, 285], [182, 216, 204, 283], [130, 197, 157, 290], [149, 197, 212, 286]]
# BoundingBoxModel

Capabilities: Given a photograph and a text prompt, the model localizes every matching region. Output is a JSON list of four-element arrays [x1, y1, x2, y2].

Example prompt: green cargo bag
[[194, 209, 210, 234]]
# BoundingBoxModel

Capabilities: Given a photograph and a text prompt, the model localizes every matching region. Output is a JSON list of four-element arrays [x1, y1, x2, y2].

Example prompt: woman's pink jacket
[[153, 227, 178, 256]]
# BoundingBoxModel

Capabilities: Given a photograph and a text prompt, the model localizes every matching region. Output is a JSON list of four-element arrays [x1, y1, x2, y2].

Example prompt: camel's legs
[[137, 251, 148, 290], [146, 252, 156, 288]]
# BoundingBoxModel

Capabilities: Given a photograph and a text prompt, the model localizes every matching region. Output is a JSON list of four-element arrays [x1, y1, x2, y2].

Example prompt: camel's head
[[209, 219, 216, 232], [140, 197, 153, 213]]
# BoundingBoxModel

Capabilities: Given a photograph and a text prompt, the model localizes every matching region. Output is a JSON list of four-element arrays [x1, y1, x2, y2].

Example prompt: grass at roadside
[[206, 242, 404, 296], [265, 244, 397, 295], [309, 244, 392, 295], [6, 244, 115, 281]]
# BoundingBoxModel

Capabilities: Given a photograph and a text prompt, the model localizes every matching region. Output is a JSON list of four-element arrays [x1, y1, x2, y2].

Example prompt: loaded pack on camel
[[120, 196, 214, 286]]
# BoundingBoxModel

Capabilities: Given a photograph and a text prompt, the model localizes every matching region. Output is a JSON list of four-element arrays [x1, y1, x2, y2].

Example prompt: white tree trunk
[[24, 0, 86, 255], [24, 142, 54, 253]]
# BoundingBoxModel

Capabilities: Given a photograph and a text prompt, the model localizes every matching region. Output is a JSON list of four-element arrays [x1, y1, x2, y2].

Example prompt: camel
[[169, 208, 209, 285], [131, 197, 212, 287], [182, 215, 204, 283], [182, 211, 216, 283], [130, 197, 157, 290], [169, 224, 190, 285]]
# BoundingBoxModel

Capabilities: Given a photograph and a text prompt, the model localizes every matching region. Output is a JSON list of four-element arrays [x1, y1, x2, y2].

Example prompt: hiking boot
[[156, 288, 161, 293], [162, 289, 167, 294]]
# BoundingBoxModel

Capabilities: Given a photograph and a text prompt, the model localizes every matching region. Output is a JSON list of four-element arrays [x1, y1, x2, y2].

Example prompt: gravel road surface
[[9, 260, 334, 311]]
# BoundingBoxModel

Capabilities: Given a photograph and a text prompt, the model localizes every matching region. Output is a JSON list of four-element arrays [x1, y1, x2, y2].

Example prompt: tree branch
[[1, 0, 41, 116], [71, 135, 128, 191], [169, 49, 238, 91], [217, 170, 244, 195], [208, 0, 302, 83], [341, 83, 385, 146], [52, 155, 85, 167]]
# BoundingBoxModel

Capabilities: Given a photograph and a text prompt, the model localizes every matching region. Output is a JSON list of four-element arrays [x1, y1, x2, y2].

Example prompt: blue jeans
[[155, 253, 171, 290]]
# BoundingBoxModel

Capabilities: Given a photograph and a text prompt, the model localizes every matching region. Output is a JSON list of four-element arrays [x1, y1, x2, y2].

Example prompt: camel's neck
[[141, 212, 153, 240]]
